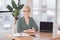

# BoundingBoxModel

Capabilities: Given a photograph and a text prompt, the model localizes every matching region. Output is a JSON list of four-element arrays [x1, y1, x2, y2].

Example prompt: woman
[[17, 6, 38, 33]]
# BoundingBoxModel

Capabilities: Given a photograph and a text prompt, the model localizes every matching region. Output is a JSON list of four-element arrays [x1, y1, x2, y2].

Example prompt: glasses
[[23, 10, 30, 12]]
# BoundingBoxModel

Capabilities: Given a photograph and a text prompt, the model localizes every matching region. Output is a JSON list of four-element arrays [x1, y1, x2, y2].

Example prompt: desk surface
[[52, 34, 60, 40], [7, 32, 53, 40], [8, 32, 40, 40]]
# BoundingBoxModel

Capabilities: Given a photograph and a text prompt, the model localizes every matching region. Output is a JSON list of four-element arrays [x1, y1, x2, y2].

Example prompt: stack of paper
[[11, 33, 30, 37], [11, 33, 21, 37], [21, 33, 30, 36]]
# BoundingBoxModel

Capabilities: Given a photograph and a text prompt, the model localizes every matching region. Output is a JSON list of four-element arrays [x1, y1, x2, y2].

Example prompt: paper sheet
[[11, 33, 30, 37]]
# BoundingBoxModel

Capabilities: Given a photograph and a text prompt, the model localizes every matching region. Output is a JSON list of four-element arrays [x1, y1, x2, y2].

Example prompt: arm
[[31, 18, 38, 31], [17, 18, 23, 33]]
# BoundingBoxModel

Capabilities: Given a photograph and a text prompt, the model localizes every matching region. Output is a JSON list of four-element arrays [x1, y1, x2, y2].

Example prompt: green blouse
[[17, 17, 38, 33]]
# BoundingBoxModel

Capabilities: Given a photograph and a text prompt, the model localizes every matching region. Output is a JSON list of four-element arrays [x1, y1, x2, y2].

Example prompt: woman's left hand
[[28, 29, 35, 32], [23, 29, 35, 33]]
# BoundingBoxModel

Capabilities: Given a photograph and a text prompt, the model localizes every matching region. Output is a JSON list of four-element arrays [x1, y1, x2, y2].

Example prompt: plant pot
[[13, 17, 17, 33]]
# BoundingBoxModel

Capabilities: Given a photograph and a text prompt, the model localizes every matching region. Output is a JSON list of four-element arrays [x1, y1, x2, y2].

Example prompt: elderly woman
[[17, 6, 38, 33]]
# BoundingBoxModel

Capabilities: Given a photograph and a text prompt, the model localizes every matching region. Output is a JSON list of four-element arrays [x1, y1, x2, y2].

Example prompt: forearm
[[32, 26, 38, 31]]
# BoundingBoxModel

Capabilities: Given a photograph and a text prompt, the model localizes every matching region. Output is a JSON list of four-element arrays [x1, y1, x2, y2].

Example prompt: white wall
[[57, 0, 60, 24]]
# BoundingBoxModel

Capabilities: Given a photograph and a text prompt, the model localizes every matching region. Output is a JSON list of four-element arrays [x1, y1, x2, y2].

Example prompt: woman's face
[[23, 8, 30, 17]]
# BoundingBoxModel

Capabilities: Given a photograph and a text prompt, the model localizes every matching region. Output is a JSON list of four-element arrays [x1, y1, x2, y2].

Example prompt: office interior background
[[0, 0, 60, 40]]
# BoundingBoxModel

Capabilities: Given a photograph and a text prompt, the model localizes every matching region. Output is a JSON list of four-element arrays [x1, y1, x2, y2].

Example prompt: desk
[[7, 32, 53, 40], [52, 34, 60, 40], [7, 32, 40, 40]]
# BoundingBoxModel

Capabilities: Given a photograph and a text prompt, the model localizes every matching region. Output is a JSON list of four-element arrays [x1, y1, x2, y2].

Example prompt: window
[[32, 0, 40, 24], [33, 0, 39, 10], [0, 0, 18, 11], [41, 0, 56, 22], [0, 0, 18, 31]]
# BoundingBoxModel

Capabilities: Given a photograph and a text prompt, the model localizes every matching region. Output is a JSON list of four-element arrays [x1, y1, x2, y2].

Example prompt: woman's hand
[[23, 29, 35, 33]]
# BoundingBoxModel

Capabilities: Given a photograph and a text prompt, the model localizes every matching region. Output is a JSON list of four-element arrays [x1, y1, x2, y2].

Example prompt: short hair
[[23, 5, 30, 11]]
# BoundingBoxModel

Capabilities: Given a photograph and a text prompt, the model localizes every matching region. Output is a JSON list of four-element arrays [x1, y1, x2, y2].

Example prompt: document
[[11, 33, 30, 37], [21, 33, 30, 36]]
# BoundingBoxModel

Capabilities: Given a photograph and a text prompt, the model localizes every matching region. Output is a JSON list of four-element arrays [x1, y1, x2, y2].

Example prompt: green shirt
[[17, 17, 38, 33]]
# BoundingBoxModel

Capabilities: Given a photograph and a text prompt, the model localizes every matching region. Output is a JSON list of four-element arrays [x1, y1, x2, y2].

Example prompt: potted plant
[[6, 0, 24, 33]]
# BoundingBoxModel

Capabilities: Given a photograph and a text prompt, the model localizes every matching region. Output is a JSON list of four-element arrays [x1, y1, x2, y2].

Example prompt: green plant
[[7, 0, 24, 20], [6, 0, 24, 33]]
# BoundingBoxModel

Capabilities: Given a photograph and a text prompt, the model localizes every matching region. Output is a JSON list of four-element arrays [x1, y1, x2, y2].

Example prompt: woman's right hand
[[23, 29, 35, 33]]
